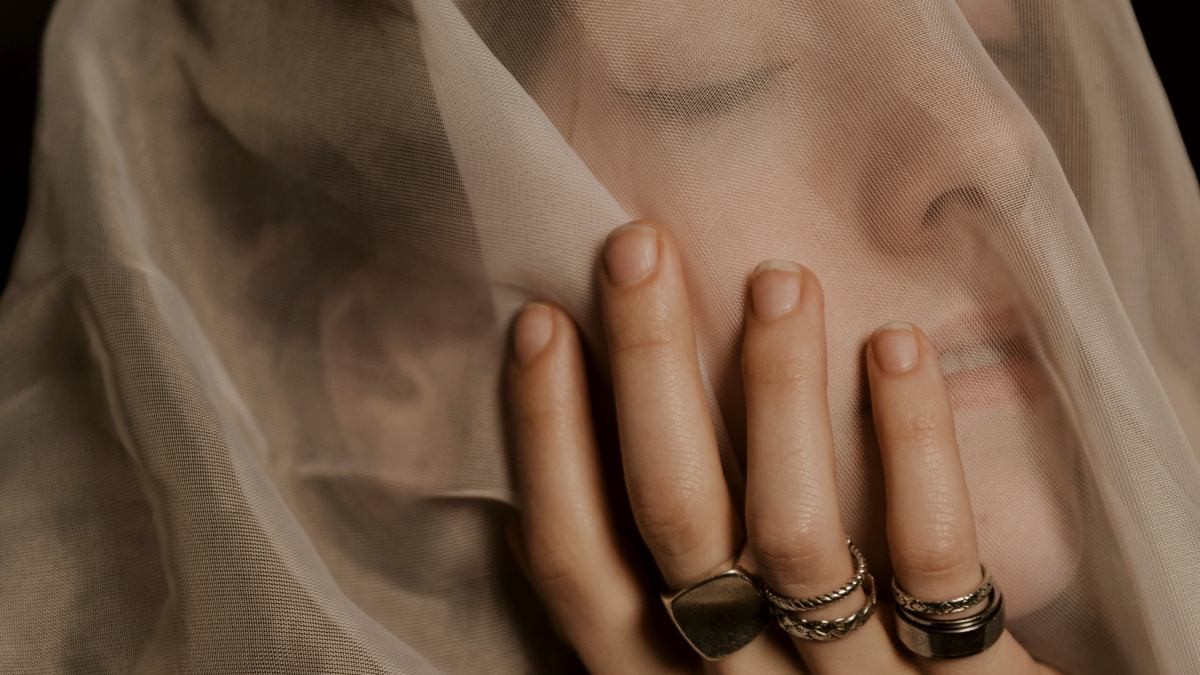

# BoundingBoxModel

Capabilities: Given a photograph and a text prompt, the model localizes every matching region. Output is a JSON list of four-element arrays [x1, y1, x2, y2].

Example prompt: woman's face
[[518, 1, 1080, 618], [318, 0, 1080, 621]]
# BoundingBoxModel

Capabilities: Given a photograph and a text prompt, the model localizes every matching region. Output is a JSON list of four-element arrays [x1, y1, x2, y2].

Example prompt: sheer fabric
[[2, 0, 1199, 673]]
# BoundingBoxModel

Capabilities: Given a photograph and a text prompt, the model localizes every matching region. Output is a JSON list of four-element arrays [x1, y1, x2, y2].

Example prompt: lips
[[927, 305, 1042, 409]]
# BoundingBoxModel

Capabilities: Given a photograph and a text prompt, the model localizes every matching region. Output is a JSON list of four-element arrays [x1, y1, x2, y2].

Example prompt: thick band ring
[[892, 565, 993, 615], [774, 571, 878, 641], [660, 567, 771, 661], [893, 584, 1006, 658], [758, 538, 867, 612]]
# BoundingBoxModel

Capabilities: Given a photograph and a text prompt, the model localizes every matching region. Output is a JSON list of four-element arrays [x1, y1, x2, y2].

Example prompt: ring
[[893, 584, 1006, 658], [773, 571, 878, 641], [660, 567, 771, 661], [892, 565, 993, 615], [758, 538, 868, 612]]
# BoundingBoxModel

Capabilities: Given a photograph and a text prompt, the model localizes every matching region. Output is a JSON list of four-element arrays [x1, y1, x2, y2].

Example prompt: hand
[[505, 221, 1061, 674]]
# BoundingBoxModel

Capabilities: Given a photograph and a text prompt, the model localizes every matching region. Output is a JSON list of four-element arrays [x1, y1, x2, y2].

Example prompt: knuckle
[[511, 397, 566, 431], [749, 523, 839, 585], [885, 409, 945, 451], [743, 348, 825, 390], [895, 536, 974, 581], [545, 580, 644, 649], [628, 490, 708, 561], [521, 530, 646, 641], [606, 318, 675, 360], [522, 529, 589, 594]]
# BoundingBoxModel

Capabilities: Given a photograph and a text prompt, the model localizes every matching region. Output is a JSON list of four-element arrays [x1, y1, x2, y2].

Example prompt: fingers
[[599, 222, 741, 590], [513, 246, 1055, 673], [598, 225, 809, 671], [508, 303, 685, 673], [867, 323, 1049, 674], [743, 262, 915, 675]]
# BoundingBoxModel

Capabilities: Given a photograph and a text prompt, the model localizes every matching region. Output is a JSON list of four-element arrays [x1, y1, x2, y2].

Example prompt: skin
[[506, 222, 1062, 674]]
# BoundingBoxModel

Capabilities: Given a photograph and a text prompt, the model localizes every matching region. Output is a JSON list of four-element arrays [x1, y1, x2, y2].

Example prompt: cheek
[[956, 395, 1083, 618]]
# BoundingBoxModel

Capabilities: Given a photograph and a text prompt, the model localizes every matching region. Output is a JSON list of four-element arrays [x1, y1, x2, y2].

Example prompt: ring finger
[[742, 261, 915, 675]]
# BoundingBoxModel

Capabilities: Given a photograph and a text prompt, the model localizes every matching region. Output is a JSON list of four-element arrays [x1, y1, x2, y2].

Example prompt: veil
[[2, 0, 1199, 672]]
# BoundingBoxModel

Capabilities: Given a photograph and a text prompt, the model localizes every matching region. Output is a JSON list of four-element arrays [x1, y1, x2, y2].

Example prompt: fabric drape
[[2, 1, 1198, 672]]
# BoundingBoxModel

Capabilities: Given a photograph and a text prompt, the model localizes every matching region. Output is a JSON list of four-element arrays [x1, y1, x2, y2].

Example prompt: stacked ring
[[759, 538, 868, 611], [756, 538, 877, 642], [774, 571, 878, 641], [892, 565, 994, 615], [891, 566, 1006, 659]]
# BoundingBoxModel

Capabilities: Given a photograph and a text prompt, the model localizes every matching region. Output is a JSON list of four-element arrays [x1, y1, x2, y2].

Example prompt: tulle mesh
[[2, 0, 1198, 672]]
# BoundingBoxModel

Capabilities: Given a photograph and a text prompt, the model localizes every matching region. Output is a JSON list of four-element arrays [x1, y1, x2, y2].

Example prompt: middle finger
[[742, 261, 914, 674]]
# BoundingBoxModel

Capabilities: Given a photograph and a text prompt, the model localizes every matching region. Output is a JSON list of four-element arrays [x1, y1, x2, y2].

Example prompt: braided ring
[[891, 565, 993, 615], [757, 538, 867, 612], [774, 571, 878, 641]]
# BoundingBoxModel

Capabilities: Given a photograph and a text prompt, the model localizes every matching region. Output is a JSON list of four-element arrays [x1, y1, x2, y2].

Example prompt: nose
[[856, 111, 1036, 269], [843, 9, 1038, 267]]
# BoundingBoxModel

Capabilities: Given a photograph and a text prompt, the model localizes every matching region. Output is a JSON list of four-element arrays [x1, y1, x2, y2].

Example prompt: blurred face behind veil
[[319, 0, 1080, 630]]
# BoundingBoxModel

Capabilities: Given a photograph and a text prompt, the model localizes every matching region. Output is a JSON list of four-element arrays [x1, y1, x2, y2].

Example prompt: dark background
[[0, 2, 1194, 289]]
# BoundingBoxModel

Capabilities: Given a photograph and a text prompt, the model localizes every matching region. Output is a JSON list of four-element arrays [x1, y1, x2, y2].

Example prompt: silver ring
[[660, 567, 771, 661], [773, 571, 878, 641], [758, 538, 867, 612], [893, 585, 1006, 658], [892, 565, 993, 615]]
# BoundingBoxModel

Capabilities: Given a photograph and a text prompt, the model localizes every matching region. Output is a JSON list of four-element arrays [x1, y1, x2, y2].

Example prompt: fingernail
[[513, 304, 554, 366], [872, 322, 919, 374], [751, 260, 804, 320], [603, 223, 659, 287]]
